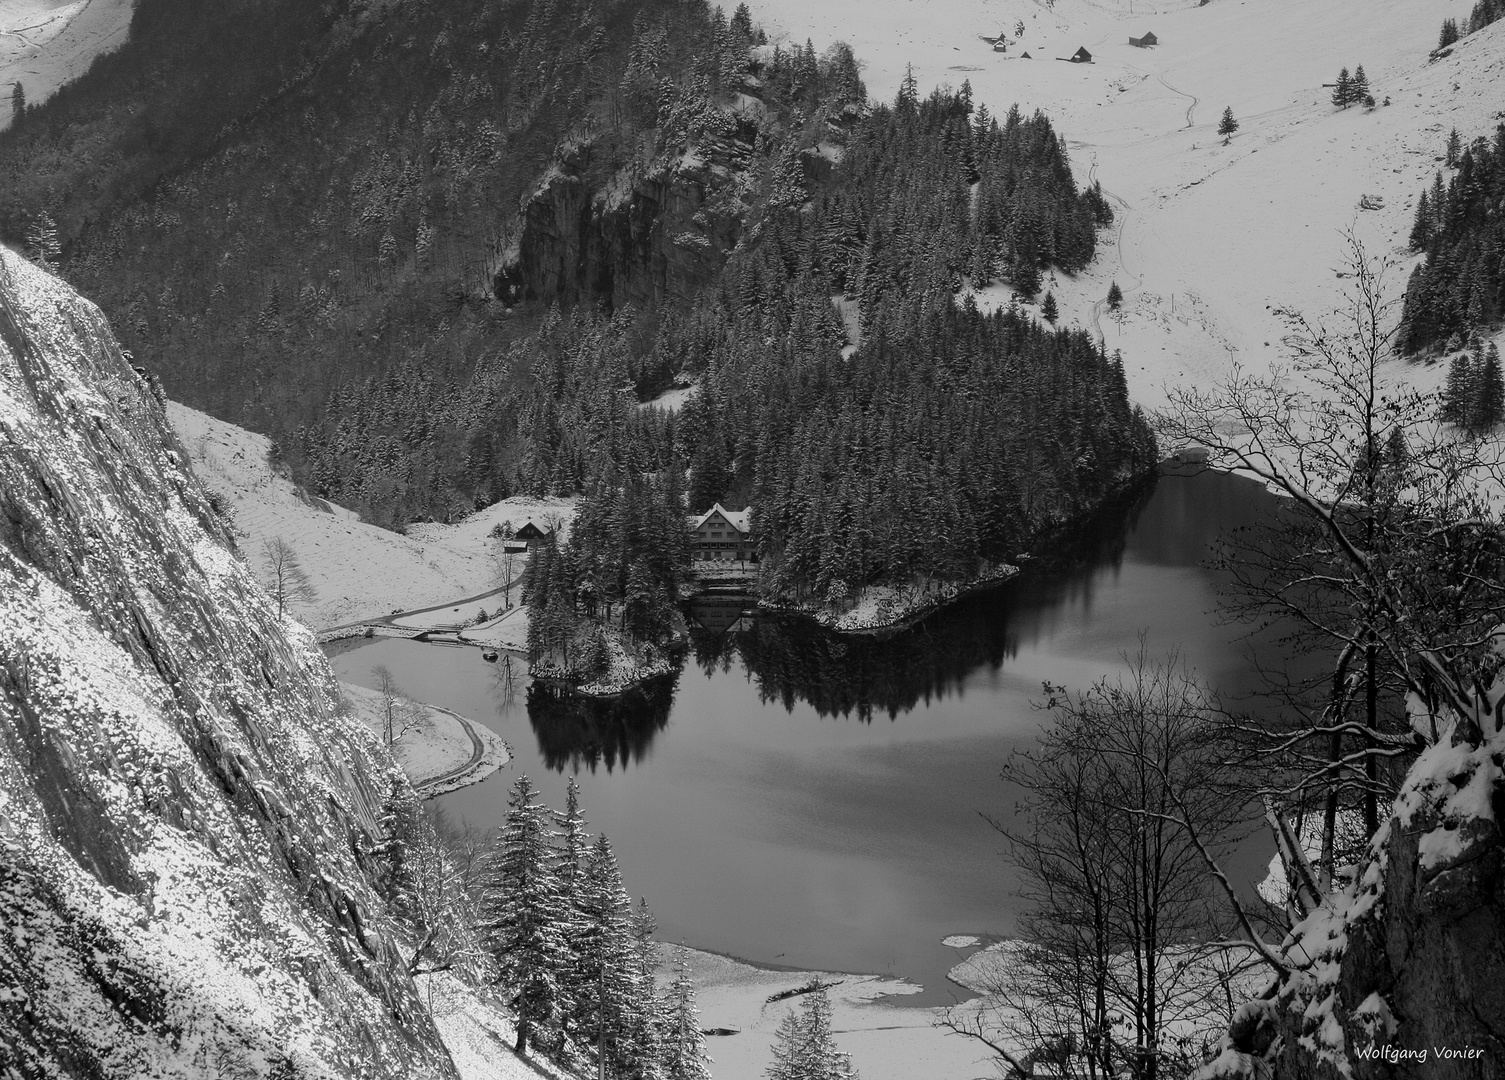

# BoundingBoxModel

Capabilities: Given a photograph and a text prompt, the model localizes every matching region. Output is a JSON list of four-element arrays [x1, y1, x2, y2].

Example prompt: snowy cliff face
[[1202, 726, 1505, 1079], [0, 248, 456, 1077]]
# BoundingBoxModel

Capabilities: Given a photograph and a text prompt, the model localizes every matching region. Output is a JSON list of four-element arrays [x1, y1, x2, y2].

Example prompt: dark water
[[329, 467, 1285, 1006]]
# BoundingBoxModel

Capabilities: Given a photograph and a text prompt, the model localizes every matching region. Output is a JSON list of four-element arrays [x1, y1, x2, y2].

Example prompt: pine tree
[[1106, 280, 1124, 311], [1041, 290, 1059, 324], [1439, 17, 1460, 48], [662, 947, 712, 1080], [1409, 190, 1433, 250], [1331, 67, 1352, 108], [1475, 343, 1504, 430], [896, 64, 918, 110], [764, 987, 856, 1080], [1446, 127, 1463, 166], [1351, 65, 1369, 105], [375, 774, 424, 920], [26, 212, 60, 267], [479, 774, 572, 1055], [9, 82, 23, 122], [1217, 106, 1239, 143]]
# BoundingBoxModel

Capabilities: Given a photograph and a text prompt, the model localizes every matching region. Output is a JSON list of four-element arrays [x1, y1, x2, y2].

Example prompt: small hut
[[1129, 31, 1158, 47], [993, 36, 1008, 52], [1068, 46, 1092, 63]]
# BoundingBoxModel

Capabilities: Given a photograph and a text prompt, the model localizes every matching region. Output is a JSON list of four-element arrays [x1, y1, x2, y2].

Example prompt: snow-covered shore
[[340, 681, 509, 796], [672, 945, 992, 1080], [760, 563, 1020, 634]]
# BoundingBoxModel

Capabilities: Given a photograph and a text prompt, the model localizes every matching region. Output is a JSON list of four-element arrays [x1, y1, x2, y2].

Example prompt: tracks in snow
[[1085, 155, 1143, 346]]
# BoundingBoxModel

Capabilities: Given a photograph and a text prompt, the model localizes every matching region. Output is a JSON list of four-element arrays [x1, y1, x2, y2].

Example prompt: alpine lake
[[328, 464, 1293, 1006]]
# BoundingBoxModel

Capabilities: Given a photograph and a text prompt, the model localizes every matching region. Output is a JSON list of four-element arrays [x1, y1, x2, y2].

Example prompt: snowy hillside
[[0, 246, 461, 1076], [752, 0, 1502, 406], [0, 0, 134, 129], [170, 401, 574, 630]]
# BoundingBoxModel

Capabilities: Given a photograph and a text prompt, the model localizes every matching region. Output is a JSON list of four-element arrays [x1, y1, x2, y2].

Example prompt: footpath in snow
[[341, 682, 510, 796]]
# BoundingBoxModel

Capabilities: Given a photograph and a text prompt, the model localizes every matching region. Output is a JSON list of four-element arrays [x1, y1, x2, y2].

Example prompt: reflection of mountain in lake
[[693, 476, 1162, 720], [525, 674, 680, 773]]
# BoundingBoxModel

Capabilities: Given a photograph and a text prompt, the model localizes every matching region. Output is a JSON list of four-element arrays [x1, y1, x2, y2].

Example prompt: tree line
[[1399, 123, 1505, 355]]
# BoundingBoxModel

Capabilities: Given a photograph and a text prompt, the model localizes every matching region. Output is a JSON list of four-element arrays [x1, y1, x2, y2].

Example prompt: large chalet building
[[689, 503, 755, 562]]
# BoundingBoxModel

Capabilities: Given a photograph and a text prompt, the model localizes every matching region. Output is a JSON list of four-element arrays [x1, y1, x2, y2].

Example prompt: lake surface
[[329, 466, 1286, 1006]]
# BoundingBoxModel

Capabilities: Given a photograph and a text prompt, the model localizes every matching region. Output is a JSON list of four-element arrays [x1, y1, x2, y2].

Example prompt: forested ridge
[[1399, 123, 1505, 355], [0, 0, 1151, 634]]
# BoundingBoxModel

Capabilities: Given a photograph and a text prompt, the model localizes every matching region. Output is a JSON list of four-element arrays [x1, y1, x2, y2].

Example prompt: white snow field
[[0, 0, 134, 129], [169, 401, 574, 631], [753, 0, 1502, 408]]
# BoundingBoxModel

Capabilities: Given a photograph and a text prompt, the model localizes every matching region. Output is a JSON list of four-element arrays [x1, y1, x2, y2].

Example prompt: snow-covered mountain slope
[[752, 0, 1501, 407], [0, 246, 456, 1077], [170, 402, 573, 630], [0, 0, 134, 130]]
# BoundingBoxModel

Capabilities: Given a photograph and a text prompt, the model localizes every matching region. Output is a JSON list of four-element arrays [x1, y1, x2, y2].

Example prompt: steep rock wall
[[0, 248, 456, 1078], [496, 133, 754, 312]]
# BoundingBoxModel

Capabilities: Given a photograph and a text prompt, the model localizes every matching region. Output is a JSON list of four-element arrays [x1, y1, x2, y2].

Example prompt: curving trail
[[418, 707, 487, 793], [1157, 72, 1199, 130], [1084, 154, 1144, 345]]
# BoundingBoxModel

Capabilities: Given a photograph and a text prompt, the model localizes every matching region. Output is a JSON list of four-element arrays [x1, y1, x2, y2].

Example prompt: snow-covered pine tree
[[662, 947, 712, 1080], [1446, 127, 1463, 166], [1331, 67, 1352, 108], [1106, 281, 1124, 311], [375, 773, 424, 919], [26, 212, 60, 267], [764, 987, 856, 1080], [1439, 17, 1460, 48], [573, 834, 661, 1078], [479, 774, 572, 1055], [1218, 106, 1239, 143], [9, 82, 22, 121], [1041, 290, 1059, 324]]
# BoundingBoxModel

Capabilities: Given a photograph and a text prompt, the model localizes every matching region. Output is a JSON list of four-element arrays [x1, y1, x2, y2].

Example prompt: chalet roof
[[690, 502, 752, 533], [1072, 46, 1092, 61]]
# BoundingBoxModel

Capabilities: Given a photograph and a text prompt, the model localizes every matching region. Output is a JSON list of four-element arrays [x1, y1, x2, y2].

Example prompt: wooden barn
[[514, 519, 552, 545], [1129, 31, 1158, 47], [992, 37, 1008, 52], [1068, 46, 1092, 63]]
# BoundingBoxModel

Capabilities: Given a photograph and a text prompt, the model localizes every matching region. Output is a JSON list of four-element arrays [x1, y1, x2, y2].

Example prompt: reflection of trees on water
[[695, 477, 1161, 721], [525, 673, 680, 773]]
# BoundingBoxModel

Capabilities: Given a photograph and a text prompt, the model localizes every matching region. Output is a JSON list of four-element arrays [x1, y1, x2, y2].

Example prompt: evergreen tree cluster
[[1439, 0, 1502, 50], [1440, 338, 1505, 432], [1399, 124, 1505, 354], [1330, 65, 1372, 110], [478, 774, 711, 1076], [523, 468, 690, 665]]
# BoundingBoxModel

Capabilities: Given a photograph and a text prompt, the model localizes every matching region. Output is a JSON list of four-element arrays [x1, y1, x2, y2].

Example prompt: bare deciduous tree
[[372, 664, 424, 747], [259, 536, 317, 619], [1156, 231, 1505, 884], [946, 650, 1260, 1080]]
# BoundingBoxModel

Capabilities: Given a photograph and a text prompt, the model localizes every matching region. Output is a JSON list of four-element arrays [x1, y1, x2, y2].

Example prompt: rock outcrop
[[1199, 726, 1505, 1078], [0, 248, 456, 1077], [496, 131, 755, 312]]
